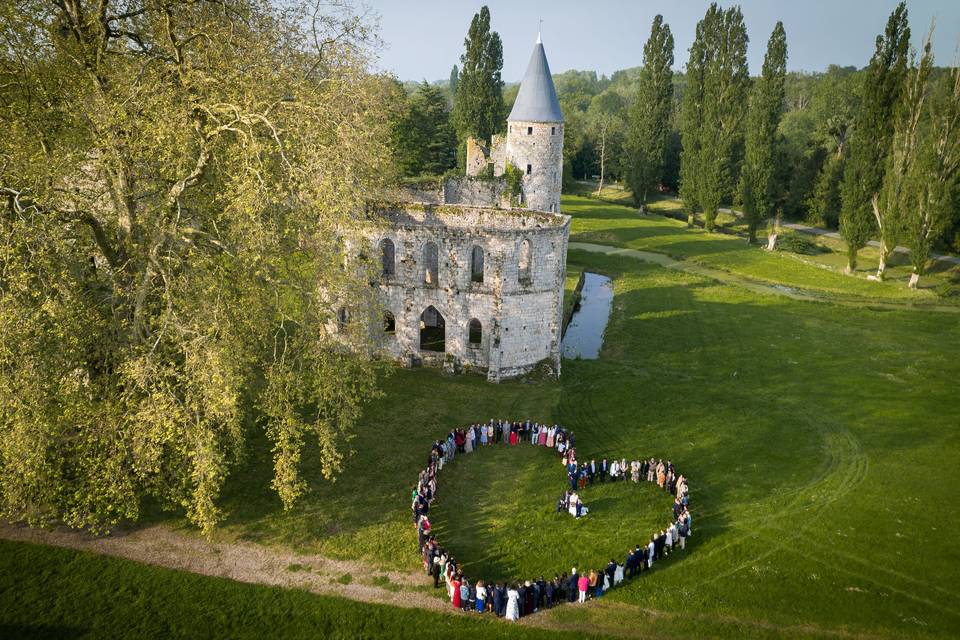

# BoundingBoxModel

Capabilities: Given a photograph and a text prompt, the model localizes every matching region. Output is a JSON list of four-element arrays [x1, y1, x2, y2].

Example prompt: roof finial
[[537, 18, 543, 44]]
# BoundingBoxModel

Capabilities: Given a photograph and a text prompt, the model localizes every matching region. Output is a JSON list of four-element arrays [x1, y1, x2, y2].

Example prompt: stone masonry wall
[[360, 204, 570, 380], [505, 121, 564, 214]]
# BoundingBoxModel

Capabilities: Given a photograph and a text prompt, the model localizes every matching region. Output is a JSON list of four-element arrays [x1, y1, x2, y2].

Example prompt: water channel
[[561, 272, 613, 360]]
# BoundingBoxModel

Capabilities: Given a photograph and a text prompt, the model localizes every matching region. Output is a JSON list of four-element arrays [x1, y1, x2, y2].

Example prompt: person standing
[[577, 572, 590, 603], [506, 584, 520, 621], [567, 569, 579, 603], [599, 458, 608, 482], [451, 574, 462, 610]]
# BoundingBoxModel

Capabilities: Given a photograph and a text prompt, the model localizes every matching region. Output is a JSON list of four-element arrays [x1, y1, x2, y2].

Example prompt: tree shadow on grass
[[0, 624, 87, 640]]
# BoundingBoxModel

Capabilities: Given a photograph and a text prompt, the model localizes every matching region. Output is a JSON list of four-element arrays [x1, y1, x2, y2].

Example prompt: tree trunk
[[908, 272, 920, 289], [875, 246, 888, 281], [595, 125, 607, 196], [845, 252, 857, 274]]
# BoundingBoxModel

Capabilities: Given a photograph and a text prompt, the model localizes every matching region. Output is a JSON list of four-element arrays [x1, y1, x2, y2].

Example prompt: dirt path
[[0, 521, 446, 613]]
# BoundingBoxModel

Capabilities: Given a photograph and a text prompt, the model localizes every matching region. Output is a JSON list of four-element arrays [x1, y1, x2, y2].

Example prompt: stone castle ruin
[[351, 37, 569, 382]]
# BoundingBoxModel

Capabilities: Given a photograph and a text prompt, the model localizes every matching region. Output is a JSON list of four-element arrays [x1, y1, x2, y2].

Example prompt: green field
[[3, 195, 960, 639]]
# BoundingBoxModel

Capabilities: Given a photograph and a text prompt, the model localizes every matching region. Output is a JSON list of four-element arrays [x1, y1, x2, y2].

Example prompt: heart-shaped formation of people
[[411, 419, 693, 621]]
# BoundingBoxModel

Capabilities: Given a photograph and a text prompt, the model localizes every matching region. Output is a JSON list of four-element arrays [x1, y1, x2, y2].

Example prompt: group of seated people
[[410, 419, 693, 621]]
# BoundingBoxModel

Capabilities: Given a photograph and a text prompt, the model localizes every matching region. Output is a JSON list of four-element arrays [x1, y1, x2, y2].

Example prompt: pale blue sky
[[365, 0, 960, 81]]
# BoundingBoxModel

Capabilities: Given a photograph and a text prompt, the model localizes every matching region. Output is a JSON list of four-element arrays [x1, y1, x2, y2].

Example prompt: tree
[[451, 6, 504, 145], [625, 15, 675, 206], [901, 55, 960, 287], [807, 154, 845, 228], [839, 2, 910, 272], [740, 22, 787, 242], [393, 82, 457, 176], [699, 5, 750, 231], [871, 33, 933, 280], [449, 64, 459, 105], [0, 0, 391, 534], [680, 3, 750, 230], [679, 5, 716, 225], [586, 91, 626, 193]]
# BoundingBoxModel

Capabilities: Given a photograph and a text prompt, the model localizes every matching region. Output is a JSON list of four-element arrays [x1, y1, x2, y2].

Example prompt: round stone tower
[[505, 35, 564, 214]]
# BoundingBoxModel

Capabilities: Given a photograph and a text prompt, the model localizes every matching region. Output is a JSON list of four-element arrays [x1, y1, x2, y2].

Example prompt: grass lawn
[[0, 539, 589, 640], [579, 194, 960, 300], [4, 194, 960, 638]]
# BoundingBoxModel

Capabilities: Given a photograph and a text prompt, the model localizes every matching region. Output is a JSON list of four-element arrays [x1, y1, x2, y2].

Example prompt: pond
[[561, 272, 613, 360]]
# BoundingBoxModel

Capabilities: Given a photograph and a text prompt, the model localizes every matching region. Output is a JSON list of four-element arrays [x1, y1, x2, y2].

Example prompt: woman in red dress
[[451, 575, 462, 609], [509, 427, 518, 446]]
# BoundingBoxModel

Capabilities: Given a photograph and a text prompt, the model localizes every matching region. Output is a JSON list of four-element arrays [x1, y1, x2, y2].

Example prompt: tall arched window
[[468, 319, 482, 346], [423, 242, 439, 285], [470, 246, 484, 283], [380, 239, 395, 277], [336, 307, 348, 328], [518, 238, 532, 283], [383, 310, 396, 334]]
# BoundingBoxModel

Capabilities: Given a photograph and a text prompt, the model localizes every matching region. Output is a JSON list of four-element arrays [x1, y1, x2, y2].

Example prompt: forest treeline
[[392, 3, 959, 260]]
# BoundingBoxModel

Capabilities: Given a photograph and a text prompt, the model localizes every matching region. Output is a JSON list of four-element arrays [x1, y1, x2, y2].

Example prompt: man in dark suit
[[625, 548, 636, 578], [599, 458, 608, 482], [587, 459, 596, 485], [605, 559, 617, 586], [567, 570, 579, 602]]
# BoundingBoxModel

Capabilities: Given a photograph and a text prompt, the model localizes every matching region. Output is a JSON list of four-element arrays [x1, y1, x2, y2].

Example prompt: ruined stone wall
[[504, 121, 564, 213], [359, 204, 570, 380], [442, 176, 509, 208]]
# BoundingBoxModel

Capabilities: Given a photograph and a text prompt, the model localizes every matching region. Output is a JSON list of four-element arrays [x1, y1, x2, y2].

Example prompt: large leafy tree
[[740, 22, 787, 243], [625, 15, 674, 206], [0, 0, 392, 534], [451, 6, 504, 145], [839, 2, 910, 273], [393, 82, 457, 176]]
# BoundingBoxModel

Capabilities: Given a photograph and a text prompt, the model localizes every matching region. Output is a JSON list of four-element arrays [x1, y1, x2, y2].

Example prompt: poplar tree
[[839, 2, 910, 273], [740, 22, 788, 243], [679, 5, 717, 225], [699, 5, 750, 231], [680, 4, 749, 231], [901, 55, 960, 287], [448, 65, 459, 106], [625, 16, 674, 206], [451, 6, 504, 144]]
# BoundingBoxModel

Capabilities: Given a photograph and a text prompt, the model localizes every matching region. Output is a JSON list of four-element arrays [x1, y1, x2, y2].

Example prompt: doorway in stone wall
[[420, 306, 445, 352]]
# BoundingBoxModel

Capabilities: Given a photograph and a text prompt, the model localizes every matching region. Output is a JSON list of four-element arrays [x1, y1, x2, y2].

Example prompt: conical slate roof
[[507, 39, 563, 123]]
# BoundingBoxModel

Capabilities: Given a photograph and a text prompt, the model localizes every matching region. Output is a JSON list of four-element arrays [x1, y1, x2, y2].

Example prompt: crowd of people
[[410, 419, 694, 621]]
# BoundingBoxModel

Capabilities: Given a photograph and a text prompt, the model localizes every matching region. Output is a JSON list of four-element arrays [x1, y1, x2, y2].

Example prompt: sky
[[364, 0, 960, 82]]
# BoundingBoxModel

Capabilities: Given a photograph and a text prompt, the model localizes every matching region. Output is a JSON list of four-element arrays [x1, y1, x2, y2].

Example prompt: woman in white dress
[[505, 585, 520, 621], [610, 459, 620, 481], [465, 427, 474, 453]]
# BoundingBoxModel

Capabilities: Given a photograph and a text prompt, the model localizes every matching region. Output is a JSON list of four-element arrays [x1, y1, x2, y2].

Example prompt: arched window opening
[[423, 242, 439, 285], [420, 306, 445, 352], [470, 246, 484, 283], [518, 239, 532, 284], [380, 239, 395, 277], [527, 126, 533, 135], [526, 164, 532, 175], [336, 307, 348, 328], [383, 311, 396, 334], [468, 319, 482, 346]]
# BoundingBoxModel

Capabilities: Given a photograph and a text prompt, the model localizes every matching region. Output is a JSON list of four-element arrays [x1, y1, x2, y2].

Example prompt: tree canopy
[[0, 0, 393, 534], [451, 6, 504, 145], [625, 15, 675, 206]]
